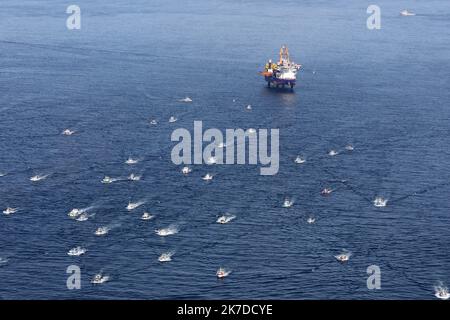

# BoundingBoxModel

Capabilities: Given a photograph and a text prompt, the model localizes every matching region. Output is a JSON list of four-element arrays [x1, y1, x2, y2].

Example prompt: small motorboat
[[3, 207, 17, 215], [30, 174, 48, 182], [94, 227, 108, 236], [321, 188, 333, 196], [216, 267, 230, 279], [202, 173, 213, 181], [181, 166, 192, 174], [67, 246, 87, 256], [155, 227, 178, 237], [294, 156, 306, 164], [435, 287, 450, 300], [91, 273, 109, 284], [76, 213, 89, 222], [282, 199, 294, 208], [141, 212, 154, 221], [328, 150, 339, 156], [373, 197, 388, 207], [158, 252, 173, 262], [125, 157, 138, 165], [127, 201, 144, 211], [62, 129, 75, 136], [335, 253, 351, 262], [180, 97, 192, 103], [68, 208, 81, 218], [128, 173, 141, 181], [102, 176, 113, 184], [216, 214, 236, 224]]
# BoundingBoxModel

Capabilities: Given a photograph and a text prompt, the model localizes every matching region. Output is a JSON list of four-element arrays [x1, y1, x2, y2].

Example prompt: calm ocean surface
[[1, 0, 450, 299]]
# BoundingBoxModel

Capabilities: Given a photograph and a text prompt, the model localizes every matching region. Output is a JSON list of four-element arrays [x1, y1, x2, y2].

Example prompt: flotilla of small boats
[[4, 43, 435, 294]]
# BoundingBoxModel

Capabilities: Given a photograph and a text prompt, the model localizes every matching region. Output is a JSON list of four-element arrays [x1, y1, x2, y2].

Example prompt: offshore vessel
[[260, 46, 301, 89]]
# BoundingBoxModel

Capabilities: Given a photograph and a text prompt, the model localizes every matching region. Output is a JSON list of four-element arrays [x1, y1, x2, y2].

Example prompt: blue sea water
[[1, 0, 450, 299]]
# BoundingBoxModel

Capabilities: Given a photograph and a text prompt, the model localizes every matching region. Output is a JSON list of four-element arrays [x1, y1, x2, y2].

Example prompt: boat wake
[[158, 251, 175, 262], [91, 272, 109, 284], [321, 188, 333, 196], [400, 9, 416, 16], [155, 225, 179, 237], [202, 173, 214, 181], [102, 176, 125, 184], [125, 157, 140, 165], [127, 200, 145, 211], [345, 144, 354, 151], [76, 212, 95, 222], [3, 207, 18, 215], [434, 283, 450, 300], [67, 246, 87, 256], [128, 173, 141, 181], [141, 212, 154, 220], [307, 216, 316, 224], [216, 267, 231, 279], [62, 129, 75, 136], [294, 156, 306, 164], [216, 214, 236, 224], [328, 149, 339, 156], [179, 97, 193, 103], [94, 226, 110, 236], [30, 174, 50, 182], [68, 206, 95, 219]]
